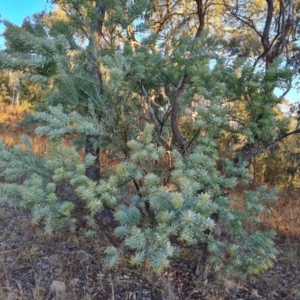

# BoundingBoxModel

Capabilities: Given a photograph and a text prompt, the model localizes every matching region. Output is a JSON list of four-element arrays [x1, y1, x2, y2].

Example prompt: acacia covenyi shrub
[[0, 124, 278, 277], [0, 0, 292, 280]]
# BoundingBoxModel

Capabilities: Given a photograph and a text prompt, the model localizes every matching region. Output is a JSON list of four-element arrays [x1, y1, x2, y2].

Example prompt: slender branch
[[276, 128, 300, 141], [238, 128, 300, 167], [229, 117, 246, 128], [195, 0, 205, 38], [171, 73, 189, 149], [159, 68, 178, 88], [253, 31, 280, 67], [185, 127, 201, 153], [222, 0, 262, 38], [170, 0, 206, 150], [141, 85, 172, 151], [261, 0, 274, 50]]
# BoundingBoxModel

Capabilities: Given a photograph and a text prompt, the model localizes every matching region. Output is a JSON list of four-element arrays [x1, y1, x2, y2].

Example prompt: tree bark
[[86, 3, 120, 246], [234, 140, 260, 168], [85, 134, 101, 181], [85, 2, 106, 181], [195, 212, 220, 280]]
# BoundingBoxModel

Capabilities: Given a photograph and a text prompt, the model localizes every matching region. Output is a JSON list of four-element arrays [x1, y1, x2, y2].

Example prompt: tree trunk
[[194, 212, 220, 280], [84, 3, 119, 246], [85, 134, 101, 181], [84, 133, 119, 246], [195, 243, 214, 280]]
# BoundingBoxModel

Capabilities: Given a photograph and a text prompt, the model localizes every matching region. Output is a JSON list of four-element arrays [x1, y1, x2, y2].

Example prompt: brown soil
[[0, 199, 300, 300]]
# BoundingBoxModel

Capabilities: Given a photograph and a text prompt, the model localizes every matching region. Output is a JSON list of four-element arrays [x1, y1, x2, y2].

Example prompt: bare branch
[[222, 0, 262, 38]]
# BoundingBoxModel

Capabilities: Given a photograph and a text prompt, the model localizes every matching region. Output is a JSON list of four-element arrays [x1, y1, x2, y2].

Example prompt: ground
[[1, 194, 300, 300]]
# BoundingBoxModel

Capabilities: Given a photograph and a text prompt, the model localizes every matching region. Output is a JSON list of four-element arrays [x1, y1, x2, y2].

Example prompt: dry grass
[[262, 189, 300, 237], [0, 103, 31, 123], [0, 103, 48, 156]]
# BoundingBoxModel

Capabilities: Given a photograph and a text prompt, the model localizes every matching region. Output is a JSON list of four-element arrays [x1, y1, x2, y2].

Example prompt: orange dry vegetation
[[263, 189, 300, 237], [230, 182, 300, 239], [0, 103, 48, 155], [0, 103, 28, 123]]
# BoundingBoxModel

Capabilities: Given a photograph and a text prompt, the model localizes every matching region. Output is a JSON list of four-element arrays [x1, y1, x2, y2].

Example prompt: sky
[[275, 87, 298, 104], [0, 0, 298, 103], [0, 0, 52, 48]]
